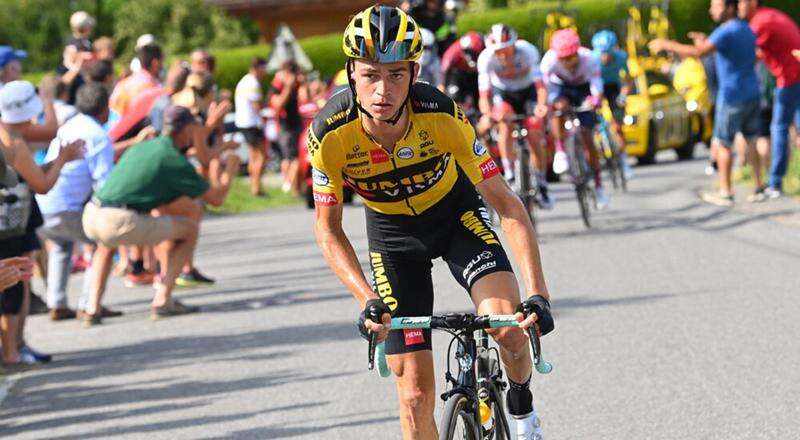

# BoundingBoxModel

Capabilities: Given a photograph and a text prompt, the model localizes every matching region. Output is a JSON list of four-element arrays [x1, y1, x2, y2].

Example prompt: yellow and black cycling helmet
[[342, 5, 423, 64]]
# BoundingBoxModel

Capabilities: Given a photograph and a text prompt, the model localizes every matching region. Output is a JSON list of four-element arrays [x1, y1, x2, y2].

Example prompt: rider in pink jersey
[[541, 29, 609, 209]]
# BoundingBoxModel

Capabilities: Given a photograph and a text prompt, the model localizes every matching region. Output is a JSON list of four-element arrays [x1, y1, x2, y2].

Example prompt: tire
[[599, 127, 619, 190], [638, 122, 658, 165], [515, 144, 536, 223], [440, 393, 479, 440], [675, 116, 696, 161], [567, 137, 592, 229], [487, 383, 511, 440]]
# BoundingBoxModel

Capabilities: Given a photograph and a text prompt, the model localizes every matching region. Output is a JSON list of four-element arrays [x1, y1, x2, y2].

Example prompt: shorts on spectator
[[82, 201, 174, 248], [548, 82, 596, 128], [713, 99, 761, 147], [39, 210, 92, 244], [240, 127, 265, 148], [277, 127, 300, 160], [758, 107, 772, 138]]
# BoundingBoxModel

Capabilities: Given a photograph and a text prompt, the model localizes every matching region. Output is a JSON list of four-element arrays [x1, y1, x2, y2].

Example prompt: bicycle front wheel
[[440, 393, 479, 440], [487, 383, 511, 440]]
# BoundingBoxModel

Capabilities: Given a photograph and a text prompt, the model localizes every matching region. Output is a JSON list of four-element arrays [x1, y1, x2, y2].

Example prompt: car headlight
[[686, 100, 699, 112], [623, 115, 638, 126]]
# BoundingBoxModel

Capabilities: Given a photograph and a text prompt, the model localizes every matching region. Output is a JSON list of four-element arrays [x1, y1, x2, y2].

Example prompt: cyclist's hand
[[477, 114, 493, 133], [358, 298, 392, 343], [585, 95, 602, 110], [534, 103, 549, 119], [515, 295, 554, 336], [647, 39, 665, 54]]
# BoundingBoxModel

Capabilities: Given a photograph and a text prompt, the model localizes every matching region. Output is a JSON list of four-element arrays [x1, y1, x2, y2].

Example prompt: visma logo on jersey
[[397, 147, 414, 160], [312, 168, 330, 186], [473, 139, 487, 156]]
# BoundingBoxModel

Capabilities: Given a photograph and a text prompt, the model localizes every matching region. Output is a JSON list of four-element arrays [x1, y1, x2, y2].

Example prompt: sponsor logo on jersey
[[397, 147, 414, 160], [473, 139, 487, 156], [460, 210, 500, 245], [370, 252, 398, 311], [370, 149, 390, 164], [414, 100, 439, 110], [313, 191, 338, 206], [312, 169, 329, 186], [462, 250, 495, 280], [307, 135, 320, 157], [419, 140, 434, 149], [479, 158, 500, 179], [466, 261, 497, 285], [404, 328, 425, 346], [325, 111, 348, 126], [343, 154, 452, 202], [418, 130, 429, 141], [346, 160, 369, 168], [347, 150, 368, 160]]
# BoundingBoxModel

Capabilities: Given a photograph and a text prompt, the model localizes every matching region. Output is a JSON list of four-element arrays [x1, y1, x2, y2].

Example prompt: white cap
[[136, 34, 157, 50], [0, 81, 43, 124], [70, 11, 95, 30]]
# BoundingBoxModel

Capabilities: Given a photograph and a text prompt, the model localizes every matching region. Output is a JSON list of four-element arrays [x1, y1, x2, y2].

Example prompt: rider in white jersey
[[477, 24, 553, 209], [541, 29, 609, 209]]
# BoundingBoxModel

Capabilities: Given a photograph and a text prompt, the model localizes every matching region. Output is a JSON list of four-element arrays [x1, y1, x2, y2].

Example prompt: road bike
[[595, 115, 628, 192], [367, 313, 552, 440], [555, 103, 597, 229]]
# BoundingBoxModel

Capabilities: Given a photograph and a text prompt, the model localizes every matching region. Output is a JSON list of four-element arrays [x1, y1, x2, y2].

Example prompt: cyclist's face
[[352, 60, 417, 119], [496, 46, 515, 66], [561, 54, 579, 71]]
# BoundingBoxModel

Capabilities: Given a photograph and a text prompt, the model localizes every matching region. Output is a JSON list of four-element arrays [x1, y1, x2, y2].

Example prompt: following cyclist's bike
[[367, 310, 553, 440], [595, 114, 628, 192], [554, 103, 598, 229]]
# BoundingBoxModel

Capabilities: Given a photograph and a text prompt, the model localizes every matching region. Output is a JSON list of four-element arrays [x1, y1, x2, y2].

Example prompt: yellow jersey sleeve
[[307, 128, 345, 206], [440, 105, 500, 185]]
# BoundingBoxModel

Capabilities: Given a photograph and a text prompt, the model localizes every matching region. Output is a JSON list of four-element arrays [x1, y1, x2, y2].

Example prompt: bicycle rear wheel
[[514, 142, 536, 222], [440, 393, 479, 440], [567, 137, 592, 229]]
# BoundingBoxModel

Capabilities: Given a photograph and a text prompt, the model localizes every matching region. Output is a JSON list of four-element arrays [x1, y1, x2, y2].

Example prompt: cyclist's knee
[[398, 385, 435, 415], [489, 326, 528, 354], [553, 98, 569, 111]]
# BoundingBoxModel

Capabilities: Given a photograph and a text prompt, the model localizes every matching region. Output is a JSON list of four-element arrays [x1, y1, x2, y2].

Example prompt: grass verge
[[207, 177, 301, 215], [736, 151, 800, 197]]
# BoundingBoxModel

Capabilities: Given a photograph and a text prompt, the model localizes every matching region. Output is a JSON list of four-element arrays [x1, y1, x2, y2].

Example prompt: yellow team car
[[612, 58, 699, 164]]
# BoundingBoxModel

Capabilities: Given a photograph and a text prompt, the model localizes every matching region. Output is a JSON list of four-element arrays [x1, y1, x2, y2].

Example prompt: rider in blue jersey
[[592, 30, 634, 179]]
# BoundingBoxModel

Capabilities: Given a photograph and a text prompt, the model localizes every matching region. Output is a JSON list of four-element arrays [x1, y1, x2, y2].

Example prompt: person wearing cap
[[129, 34, 157, 73], [0, 85, 84, 367], [235, 57, 269, 196], [110, 43, 163, 116], [82, 105, 240, 320], [35, 83, 122, 325], [0, 80, 59, 146], [0, 46, 27, 85]]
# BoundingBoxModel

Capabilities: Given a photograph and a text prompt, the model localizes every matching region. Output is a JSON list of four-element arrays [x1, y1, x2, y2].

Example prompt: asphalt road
[[1, 151, 799, 439]]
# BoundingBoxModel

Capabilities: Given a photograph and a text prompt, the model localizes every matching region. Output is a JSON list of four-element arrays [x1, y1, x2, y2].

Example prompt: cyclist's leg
[[369, 250, 438, 439], [492, 92, 517, 179], [443, 199, 539, 433]]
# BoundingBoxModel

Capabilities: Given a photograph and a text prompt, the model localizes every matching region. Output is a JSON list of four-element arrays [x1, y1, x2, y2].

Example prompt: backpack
[[0, 180, 31, 239]]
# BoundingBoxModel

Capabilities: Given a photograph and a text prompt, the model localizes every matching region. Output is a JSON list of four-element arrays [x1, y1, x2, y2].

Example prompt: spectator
[[35, 83, 122, 325], [0, 46, 27, 85], [0, 83, 84, 367], [82, 105, 240, 319], [39, 76, 78, 127], [1, 80, 59, 151], [269, 60, 303, 194], [59, 11, 96, 105], [93, 37, 115, 62], [0, 257, 33, 292], [651, 0, 761, 206], [129, 34, 156, 73], [235, 57, 269, 196], [110, 43, 162, 116], [191, 49, 214, 74], [149, 63, 191, 134], [87, 59, 115, 90], [739, 0, 800, 199]]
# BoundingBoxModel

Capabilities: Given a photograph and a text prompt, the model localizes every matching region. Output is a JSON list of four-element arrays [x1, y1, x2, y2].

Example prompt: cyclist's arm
[[314, 203, 377, 308], [476, 50, 493, 115], [649, 38, 715, 59], [476, 175, 550, 301]]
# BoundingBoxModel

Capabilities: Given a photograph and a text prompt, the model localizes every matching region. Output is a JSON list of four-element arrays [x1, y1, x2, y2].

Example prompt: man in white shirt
[[235, 57, 268, 196]]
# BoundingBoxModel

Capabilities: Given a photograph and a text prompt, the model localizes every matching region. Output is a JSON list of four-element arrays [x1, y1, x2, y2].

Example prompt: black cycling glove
[[357, 298, 391, 341], [516, 295, 554, 336]]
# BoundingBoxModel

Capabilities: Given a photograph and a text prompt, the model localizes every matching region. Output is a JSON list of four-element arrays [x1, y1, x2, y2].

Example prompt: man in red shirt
[[739, 0, 800, 198]]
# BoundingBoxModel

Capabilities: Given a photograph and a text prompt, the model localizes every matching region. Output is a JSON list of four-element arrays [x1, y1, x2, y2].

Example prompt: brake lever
[[367, 331, 377, 370], [527, 325, 553, 375]]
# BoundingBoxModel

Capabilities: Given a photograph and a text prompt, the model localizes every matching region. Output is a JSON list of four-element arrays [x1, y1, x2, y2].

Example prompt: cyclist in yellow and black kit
[[310, 6, 554, 439]]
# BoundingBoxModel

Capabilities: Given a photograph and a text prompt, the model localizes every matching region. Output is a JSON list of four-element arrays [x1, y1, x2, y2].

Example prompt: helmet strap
[[347, 58, 413, 126]]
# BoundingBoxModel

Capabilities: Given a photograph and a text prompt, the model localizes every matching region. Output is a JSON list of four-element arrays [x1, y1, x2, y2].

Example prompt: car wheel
[[638, 122, 658, 165]]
